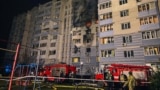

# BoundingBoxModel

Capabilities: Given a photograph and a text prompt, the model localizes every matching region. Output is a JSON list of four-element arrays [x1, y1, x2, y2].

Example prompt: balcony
[[138, 9, 157, 18]]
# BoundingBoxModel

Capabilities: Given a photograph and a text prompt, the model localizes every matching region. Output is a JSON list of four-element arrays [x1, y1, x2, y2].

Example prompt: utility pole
[[8, 43, 20, 90]]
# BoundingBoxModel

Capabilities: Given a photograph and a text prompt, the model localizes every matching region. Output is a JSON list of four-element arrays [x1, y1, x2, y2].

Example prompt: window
[[40, 50, 46, 55], [119, 0, 128, 5], [41, 36, 48, 40], [142, 29, 160, 39], [136, 0, 141, 2], [124, 50, 134, 58], [157, 30, 160, 38], [72, 57, 80, 63], [33, 44, 39, 48], [122, 35, 132, 43], [121, 22, 130, 29], [120, 10, 129, 17], [138, 2, 155, 12], [32, 51, 38, 56], [100, 37, 114, 44], [50, 43, 56, 47], [99, 12, 112, 20], [49, 50, 56, 55], [86, 48, 91, 52], [99, 1, 111, 10], [72, 30, 81, 36], [73, 39, 81, 44], [101, 49, 115, 57], [144, 46, 160, 56], [100, 24, 113, 32], [40, 43, 47, 47], [53, 35, 57, 39]]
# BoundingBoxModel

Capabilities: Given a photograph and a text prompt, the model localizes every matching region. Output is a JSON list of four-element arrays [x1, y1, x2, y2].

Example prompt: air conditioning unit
[[122, 43, 127, 47]]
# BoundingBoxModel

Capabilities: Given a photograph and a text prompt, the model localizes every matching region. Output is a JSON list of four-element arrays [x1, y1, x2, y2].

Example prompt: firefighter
[[123, 71, 136, 90], [105, 71, 114, 90], [69, 71, 75, 84], [59, 71, 64, 83], [119, 72, 127, 90]]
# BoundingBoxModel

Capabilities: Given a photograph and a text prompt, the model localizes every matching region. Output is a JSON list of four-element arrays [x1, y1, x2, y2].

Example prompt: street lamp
[[80, 61, 83, 83]]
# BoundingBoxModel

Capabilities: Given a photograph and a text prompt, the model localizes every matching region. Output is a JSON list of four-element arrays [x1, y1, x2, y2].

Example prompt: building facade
[[98, 0, 160, 70], [6, 0, 160, 74], [5, 0, 99, 75]]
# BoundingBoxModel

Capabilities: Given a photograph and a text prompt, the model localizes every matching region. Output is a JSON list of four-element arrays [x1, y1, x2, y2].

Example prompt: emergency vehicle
[[42, 63, 76, 82], [95, 64, 153, 87]]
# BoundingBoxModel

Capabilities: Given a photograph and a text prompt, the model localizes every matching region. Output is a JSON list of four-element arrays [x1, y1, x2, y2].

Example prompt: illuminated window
[[72, 57, 80, 63], [144, 46, 160, 56], [100, 37, 114, 44], [100, 24, 113, 32], [100, 12, 112, 20], [101, 49, 115, 57], [96, 57, 100, 62]]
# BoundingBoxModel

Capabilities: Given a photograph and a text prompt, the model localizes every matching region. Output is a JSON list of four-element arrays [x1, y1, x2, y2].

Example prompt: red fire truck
[[95, 64, 153, 87], [42, 63, 76, 82]]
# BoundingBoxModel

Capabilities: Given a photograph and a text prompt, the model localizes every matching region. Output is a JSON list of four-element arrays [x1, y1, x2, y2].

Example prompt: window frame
[[122, 35, 132, 43], [120, 9, 129, 17], [121, 22, 131, 29], [119, 0, 128, 5], [124, 50, 134, 58]]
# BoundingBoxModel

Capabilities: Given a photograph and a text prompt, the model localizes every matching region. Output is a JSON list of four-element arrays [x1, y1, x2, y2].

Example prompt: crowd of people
[[105, 71, 136, 90]]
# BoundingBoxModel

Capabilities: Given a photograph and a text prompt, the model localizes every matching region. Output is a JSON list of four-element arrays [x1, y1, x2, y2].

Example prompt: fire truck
[[95, 64, 153, 88], [42, 63, 76, 82]]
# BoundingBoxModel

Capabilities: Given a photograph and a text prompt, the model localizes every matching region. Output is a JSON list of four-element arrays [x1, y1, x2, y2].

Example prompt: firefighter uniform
[[105, 72, 114, 90], [119, 73, 127, 90], [123, 72, 136, 90]]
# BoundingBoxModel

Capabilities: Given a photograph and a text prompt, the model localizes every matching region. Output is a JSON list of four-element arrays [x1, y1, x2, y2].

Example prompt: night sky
[[0, 0, 51, 64]]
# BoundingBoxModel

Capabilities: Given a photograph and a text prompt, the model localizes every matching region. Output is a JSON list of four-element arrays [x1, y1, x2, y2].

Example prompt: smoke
[[73, 0, 98, 27]]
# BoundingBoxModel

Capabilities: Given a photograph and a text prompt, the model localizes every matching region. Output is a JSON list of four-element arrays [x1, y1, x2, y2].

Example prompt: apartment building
[[98, 0, 160, 70], [4, 13, 28, 64], [71, 0, 99, 75], [71, 21, 99, 75], [5, 0, 99, 75], [4, 7, 39, 64]]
